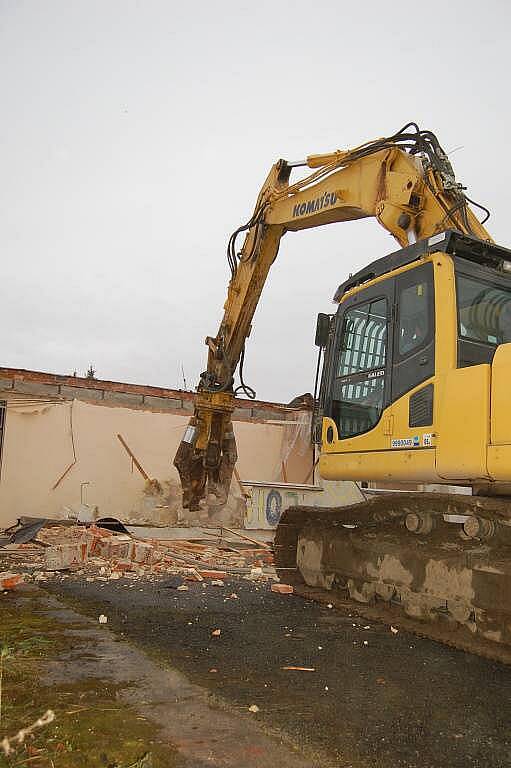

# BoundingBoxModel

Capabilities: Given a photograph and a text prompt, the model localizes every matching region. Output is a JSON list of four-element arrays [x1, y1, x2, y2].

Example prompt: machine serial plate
[[391, 436, 420, 448], [391, 433, 434, 448]]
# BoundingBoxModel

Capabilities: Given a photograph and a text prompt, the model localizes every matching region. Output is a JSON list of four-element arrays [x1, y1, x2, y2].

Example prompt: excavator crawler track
[[274, 493, 511, 664]]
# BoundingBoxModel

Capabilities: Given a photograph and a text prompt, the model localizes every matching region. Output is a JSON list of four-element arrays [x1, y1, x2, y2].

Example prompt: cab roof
[[334, 230, 511, 302]]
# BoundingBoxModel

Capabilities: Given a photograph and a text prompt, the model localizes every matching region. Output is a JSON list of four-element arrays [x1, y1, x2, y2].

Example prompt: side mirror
[[315, 313, 331, 348]]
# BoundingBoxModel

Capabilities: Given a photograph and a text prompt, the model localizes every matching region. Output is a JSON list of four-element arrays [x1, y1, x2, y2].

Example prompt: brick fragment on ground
[[271, 583, 294, 594], [0, 571, 23, 590], [198, 570, 228, 579], [44, 542, 88, 571], [1, 519, 276, 588]]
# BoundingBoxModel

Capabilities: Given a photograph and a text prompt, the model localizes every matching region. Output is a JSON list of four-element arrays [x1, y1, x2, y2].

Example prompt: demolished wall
[[0, 368, 313, 528]]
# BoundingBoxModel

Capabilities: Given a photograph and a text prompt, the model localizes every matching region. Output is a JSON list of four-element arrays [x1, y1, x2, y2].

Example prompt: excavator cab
[[317, 230, 511, 492], [269, 230, 511, 657]]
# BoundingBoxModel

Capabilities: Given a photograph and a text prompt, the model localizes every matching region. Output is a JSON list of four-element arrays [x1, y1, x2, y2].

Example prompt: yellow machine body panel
[[488, 343, 511, 481], [490, 343, 511, 445], [488, 446, 511, 482], [320, 420, 438, 483], [435, 364, 491, 480]]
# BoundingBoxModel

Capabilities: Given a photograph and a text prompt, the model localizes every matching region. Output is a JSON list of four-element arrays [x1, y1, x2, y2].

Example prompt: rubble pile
[[0, 521, 278, 587]]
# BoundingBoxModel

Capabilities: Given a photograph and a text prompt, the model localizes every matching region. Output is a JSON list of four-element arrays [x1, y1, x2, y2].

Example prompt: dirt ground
[[39, 574, 511, 768]]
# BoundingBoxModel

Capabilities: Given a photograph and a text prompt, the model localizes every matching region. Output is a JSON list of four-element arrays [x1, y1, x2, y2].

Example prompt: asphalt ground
[[45, 576, 511, 768]]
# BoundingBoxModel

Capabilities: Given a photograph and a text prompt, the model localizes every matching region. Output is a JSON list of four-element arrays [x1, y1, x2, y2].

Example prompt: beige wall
[[0, 394, 313, 528]]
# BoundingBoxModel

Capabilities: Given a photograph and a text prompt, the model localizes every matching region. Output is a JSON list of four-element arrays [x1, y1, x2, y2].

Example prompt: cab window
[[457, 275, 511, 345], [392, 263, 435, 400], [332, 297, 387, 438], [398, 278, 431, 356], [456, 270, 511, 368]]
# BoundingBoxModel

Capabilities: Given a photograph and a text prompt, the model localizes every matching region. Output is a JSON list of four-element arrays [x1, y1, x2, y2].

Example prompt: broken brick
[[198, 569, 228, 579], [130, 541, 154, 564], [0, 572, 23, 590], [271, 583, 294, 594], [185, 568, 204, 582], [44, 543, 87, 571]]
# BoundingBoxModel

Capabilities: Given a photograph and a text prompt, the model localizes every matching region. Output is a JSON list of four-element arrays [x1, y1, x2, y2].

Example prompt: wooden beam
[[116, 433, 150, 481]]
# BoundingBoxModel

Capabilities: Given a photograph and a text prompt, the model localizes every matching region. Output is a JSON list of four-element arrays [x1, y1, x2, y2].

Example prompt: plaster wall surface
[[0, 391, 312, 528]]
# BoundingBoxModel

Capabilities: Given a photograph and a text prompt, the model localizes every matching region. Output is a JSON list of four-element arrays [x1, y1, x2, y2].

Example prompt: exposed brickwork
[[103, 391, 144, 407], [233, 407, 252, 420], [0, 366, 311, 420], [60, 385, 104, 401], [13, 379, 60, 397], [143, 395, 183, 410], [251, 407, 285, 422]]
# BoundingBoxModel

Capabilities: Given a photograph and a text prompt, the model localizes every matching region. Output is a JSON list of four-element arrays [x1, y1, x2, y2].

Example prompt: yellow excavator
[[174, 123, 511, 660]]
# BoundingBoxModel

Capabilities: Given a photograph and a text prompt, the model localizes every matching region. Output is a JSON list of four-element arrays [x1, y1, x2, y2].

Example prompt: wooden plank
[[222, 527, 272, 550], [116, 434, 150, 481], [233, 466, 249, 498]]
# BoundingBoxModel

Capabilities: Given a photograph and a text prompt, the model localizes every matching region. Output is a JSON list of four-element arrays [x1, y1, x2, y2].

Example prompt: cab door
[[392, 262, 435, 402], [325, 278, 394, 451], [390, 262, 436, 438]]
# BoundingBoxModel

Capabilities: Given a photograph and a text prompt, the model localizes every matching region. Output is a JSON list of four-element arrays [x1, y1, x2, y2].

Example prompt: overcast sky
[[1, 1, 509, 402]]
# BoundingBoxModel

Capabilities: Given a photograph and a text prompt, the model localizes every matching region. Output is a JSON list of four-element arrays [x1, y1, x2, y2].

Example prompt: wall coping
[[0, 366, 311, 416]]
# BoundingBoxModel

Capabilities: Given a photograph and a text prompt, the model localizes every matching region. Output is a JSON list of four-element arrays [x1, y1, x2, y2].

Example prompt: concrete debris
[[0, 521, 281, 593], [248, 704, 260, 713], [44, 542, 88, 570]]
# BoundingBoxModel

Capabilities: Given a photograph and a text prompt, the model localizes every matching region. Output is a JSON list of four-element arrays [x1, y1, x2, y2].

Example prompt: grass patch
[[0, 592, 181, 767]]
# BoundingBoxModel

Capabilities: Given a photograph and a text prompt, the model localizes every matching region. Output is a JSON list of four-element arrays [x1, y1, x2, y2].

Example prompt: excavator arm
[[174, 123, 492, 511]]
